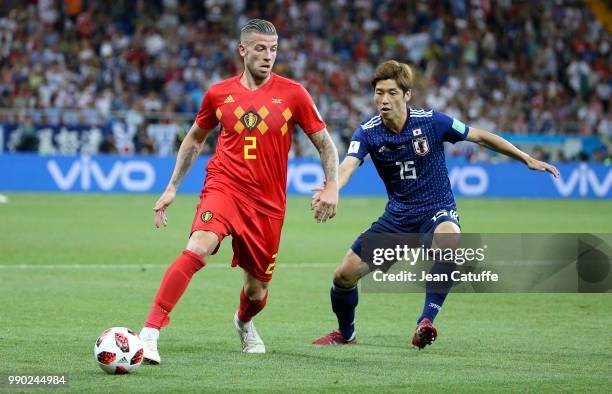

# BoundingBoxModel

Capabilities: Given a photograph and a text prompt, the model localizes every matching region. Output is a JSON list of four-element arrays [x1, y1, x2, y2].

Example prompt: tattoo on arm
[[169, 125, 210, 189], [309, 130, 339, 183], [171, 145, 200, 189]]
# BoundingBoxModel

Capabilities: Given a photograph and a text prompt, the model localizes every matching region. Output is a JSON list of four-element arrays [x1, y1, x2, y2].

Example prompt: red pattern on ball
[[130, 348, 143, 365], [96, 328, 112, 347], [97, 351, 116, 365], [115, 366, 129, 374], [114, 332, 130, 353]]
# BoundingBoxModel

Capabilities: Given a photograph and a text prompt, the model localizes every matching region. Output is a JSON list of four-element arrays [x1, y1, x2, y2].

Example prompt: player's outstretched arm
[[337, 156, 361, 189], [311, 156, 360, 209], [308, 128, 339, 223], [153, 122, 214, 228], [466, 127, 560, 178]]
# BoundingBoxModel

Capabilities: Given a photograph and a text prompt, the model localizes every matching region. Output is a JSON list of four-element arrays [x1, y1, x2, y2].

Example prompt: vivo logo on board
[[47, 157, 155, 192], [552, 164, 612, 197]]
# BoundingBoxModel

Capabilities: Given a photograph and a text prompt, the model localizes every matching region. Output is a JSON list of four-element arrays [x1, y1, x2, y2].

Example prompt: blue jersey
[[347, 108, 469, 225]]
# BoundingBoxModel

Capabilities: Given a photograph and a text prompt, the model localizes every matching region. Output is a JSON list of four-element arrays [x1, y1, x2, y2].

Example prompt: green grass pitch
[[0, 193, 611, 392]]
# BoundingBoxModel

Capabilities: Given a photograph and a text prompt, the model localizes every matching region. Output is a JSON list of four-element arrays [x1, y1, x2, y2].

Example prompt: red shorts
[[190, 187, 284, 282]]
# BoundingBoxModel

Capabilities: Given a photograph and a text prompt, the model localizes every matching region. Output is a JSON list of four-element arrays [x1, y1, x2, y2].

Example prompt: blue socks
[[418, 260, 455, 323], [329, 264, 453, 334], [331, 283, 358, 340], [419, 292, 446, 324]]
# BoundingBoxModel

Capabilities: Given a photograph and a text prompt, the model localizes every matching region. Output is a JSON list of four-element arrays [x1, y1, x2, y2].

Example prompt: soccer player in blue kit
[[312, 60, 559, 348]]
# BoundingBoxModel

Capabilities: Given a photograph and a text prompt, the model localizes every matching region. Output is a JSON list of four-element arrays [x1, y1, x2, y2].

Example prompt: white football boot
[[234, 312, 266, 353], [139, 327, 161, 364]]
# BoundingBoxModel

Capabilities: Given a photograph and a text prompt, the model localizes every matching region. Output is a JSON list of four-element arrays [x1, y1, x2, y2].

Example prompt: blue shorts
[[351, 208, 460, 268]]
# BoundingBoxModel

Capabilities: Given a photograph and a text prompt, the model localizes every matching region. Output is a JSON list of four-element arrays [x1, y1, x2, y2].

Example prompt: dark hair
[[240, 19, 277, 42], [371, 60, 414, 93]]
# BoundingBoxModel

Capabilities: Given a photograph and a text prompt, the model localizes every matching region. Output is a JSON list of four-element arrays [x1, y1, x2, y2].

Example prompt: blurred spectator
[[11, 115, 38, 151], [556, 150, 567, 163], [532, 145, 551, 162], [467, 145, 491, 163], [592, 147, 609, 163], [134, 126, 156, 155], [99, 133, 118, 154]]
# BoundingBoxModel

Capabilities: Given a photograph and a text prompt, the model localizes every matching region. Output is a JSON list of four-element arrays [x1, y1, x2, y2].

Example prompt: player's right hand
[[312, 182, 338, 223], [153, 188, 176, 228], [310, 184, 324, 210]]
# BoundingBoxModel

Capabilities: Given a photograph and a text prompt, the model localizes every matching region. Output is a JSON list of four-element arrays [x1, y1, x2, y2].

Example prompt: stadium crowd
[[0, 0, 610, 160]]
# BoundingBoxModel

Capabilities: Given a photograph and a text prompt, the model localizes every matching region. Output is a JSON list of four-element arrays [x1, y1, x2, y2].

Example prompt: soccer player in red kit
[[139, 19, 339, 362]]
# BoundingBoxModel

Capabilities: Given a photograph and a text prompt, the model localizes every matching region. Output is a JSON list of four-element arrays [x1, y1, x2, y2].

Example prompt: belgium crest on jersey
[[242, 110, 260, 131], [200, 210, 214, 223], [413, 136, 429, 156]]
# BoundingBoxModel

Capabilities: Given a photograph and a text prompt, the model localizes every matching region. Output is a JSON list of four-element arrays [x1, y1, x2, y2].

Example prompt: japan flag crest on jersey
[[413, 136, 429, 156]]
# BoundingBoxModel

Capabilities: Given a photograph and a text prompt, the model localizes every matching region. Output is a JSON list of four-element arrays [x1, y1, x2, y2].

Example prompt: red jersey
[[195, 73, 326, 219]]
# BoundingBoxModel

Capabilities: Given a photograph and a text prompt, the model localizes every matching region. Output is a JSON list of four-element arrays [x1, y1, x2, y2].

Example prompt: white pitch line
[[0, 263, 337, 269], [0, 260, 564, 269]]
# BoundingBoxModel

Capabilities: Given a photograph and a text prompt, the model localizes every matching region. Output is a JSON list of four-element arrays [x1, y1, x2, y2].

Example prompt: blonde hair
[[240, 19, 277, 43]]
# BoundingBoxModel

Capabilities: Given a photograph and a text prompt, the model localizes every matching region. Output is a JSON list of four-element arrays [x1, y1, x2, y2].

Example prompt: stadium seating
[[0, 1, 609, 161]]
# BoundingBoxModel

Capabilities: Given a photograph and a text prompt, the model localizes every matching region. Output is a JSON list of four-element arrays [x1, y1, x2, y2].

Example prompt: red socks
[[237, 288, 268, 323], [144, 250, 205, 329], [145, 250, 268, 328]]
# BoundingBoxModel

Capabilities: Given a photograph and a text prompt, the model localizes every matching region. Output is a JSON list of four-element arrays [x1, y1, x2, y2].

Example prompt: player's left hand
[[311, 182, 338, 223], [526, 157, 560, 178]]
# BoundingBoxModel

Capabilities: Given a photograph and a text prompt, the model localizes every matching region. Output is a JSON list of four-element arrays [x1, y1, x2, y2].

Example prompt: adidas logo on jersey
[[224, 95, 235, 104]]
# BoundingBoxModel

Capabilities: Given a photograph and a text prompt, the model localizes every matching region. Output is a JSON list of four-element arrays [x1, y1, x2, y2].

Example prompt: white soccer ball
[[94, 327, 143, 374]]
